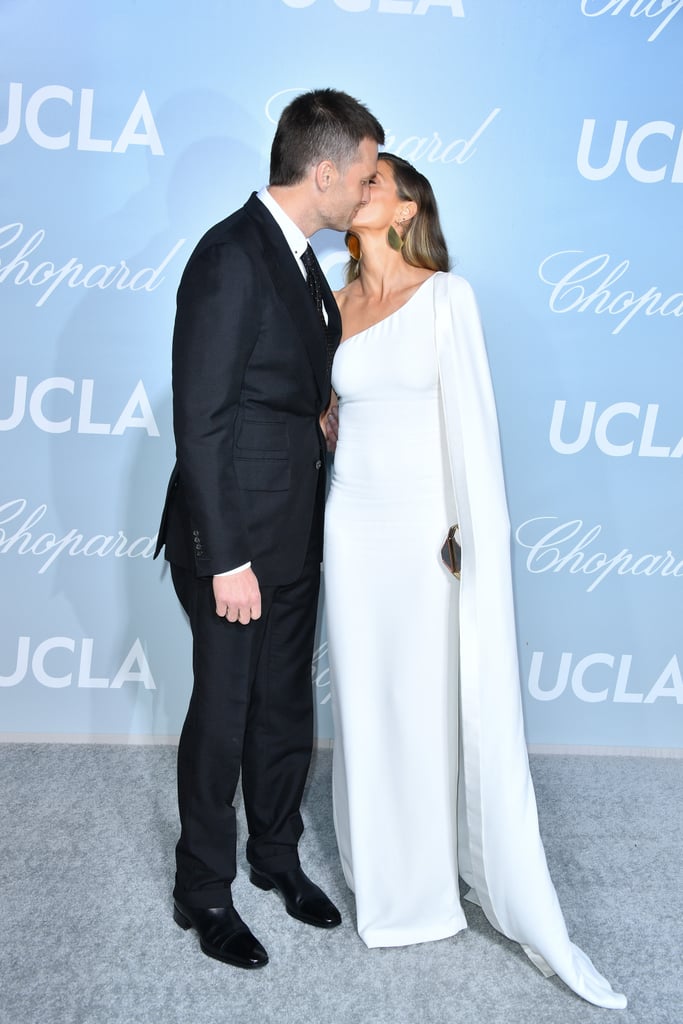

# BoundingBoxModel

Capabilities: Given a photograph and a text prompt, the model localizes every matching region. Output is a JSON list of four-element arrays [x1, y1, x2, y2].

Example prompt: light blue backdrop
[[1, 0, 681, 748]]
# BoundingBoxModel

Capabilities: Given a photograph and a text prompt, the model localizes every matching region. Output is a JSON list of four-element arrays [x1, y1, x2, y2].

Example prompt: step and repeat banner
[[1, 1, 681, 748]]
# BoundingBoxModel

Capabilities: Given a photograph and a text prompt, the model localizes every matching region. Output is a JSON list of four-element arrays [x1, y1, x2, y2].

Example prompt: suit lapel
[[245, 195, 338, 399]]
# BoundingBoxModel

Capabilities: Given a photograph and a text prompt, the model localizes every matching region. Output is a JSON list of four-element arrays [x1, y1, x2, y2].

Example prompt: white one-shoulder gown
[[325, 278, 465, 947], [324, 273, 626, 1010]]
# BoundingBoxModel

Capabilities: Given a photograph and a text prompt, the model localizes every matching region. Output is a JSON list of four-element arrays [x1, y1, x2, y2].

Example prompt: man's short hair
[[269, 88, 385, 187]]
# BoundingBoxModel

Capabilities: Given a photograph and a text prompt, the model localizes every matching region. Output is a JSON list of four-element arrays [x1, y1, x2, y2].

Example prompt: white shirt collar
[[257, 186, 308, 263]]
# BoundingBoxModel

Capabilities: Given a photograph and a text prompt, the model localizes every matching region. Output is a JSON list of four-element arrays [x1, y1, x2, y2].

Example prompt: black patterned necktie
[[301, 243, 336, 379], [301, 243, 326, 332]]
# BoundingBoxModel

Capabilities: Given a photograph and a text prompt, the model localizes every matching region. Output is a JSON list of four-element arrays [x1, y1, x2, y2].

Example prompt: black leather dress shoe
[[173, 901, 268, 969], [249, 866, 342, 929]]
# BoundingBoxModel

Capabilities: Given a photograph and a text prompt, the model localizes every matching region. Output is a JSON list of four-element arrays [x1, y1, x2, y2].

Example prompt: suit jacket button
[[315, 459, 322, 470]]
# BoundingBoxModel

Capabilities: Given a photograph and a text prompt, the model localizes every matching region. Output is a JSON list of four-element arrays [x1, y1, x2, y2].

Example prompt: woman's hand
[[321, 391, 339, 453]]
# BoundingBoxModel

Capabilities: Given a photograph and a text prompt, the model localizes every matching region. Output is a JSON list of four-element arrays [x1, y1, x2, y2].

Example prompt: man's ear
[[314, 160, 336, 192]]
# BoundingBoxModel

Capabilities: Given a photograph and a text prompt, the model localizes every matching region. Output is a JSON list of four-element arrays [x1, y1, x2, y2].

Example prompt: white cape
[[433, 272, 626, 1010]]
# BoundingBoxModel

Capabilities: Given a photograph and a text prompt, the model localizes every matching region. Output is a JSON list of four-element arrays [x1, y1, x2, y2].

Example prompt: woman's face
[[350, 158, 402, 231]]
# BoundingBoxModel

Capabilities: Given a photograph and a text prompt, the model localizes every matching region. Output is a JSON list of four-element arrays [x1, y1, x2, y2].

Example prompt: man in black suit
[[155, 89, 384, 969]]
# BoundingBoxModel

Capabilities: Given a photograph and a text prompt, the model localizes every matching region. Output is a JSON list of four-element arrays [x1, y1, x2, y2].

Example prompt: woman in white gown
[[323, 154, 626, 1009]]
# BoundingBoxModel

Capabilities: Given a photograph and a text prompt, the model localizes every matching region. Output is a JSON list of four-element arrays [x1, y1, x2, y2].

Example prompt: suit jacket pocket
[[234, 456, 290, 491], [236, 418, 289, 452]]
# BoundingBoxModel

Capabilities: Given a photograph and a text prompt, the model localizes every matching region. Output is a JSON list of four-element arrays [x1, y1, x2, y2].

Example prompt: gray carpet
[[0, 746, 680, 1024]]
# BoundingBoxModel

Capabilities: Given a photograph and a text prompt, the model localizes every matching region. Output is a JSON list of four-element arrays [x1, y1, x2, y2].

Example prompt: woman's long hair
[[345, 152, 450, 283]]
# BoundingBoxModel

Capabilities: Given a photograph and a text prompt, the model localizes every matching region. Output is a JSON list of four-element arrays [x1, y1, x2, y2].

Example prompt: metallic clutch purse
[[440, 524, 461, 579]]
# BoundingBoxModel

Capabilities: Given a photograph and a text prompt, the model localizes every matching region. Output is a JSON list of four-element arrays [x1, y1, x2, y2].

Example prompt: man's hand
[[213, 567, 261, 625], [321, 400, 339, 453]]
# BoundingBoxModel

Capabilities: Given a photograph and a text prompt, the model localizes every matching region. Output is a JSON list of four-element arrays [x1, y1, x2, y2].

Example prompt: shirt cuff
[[214, 562, 251, 577]]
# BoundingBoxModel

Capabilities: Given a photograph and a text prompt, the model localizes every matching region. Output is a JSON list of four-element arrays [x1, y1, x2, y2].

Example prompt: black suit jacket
[[155, 194, 341, 586]]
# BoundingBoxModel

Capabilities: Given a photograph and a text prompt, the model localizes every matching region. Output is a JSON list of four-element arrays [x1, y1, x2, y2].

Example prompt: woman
[[323, 154, 626, 1009]]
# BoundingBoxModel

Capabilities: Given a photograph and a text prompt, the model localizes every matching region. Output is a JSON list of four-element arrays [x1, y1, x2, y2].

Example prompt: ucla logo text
[[578, 119, 683, 182], [0, 377, 159, 436], [549, 401, 682, 458], [528, 651, 682, 704], [0, 83, 163, 154], [0, 636, 156, 689]]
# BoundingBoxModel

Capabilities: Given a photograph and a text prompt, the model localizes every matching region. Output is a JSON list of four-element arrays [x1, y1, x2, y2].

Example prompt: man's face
[[323, 137, 378, 230]]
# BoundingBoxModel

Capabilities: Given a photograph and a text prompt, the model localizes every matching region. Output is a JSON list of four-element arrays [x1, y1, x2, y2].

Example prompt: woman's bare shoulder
[[333, 279, 361, 310]]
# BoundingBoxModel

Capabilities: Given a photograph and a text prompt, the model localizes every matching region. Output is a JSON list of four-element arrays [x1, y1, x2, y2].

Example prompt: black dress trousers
[[169, 490, 323, 909]]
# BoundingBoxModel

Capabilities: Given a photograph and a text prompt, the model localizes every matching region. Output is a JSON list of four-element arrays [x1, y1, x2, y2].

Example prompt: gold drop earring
[[387, 224, 403, 251], [345, 232, 361, 261]]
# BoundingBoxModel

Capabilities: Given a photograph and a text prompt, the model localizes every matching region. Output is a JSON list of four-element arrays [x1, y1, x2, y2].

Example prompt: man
[[155, 89, 384, 969]]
